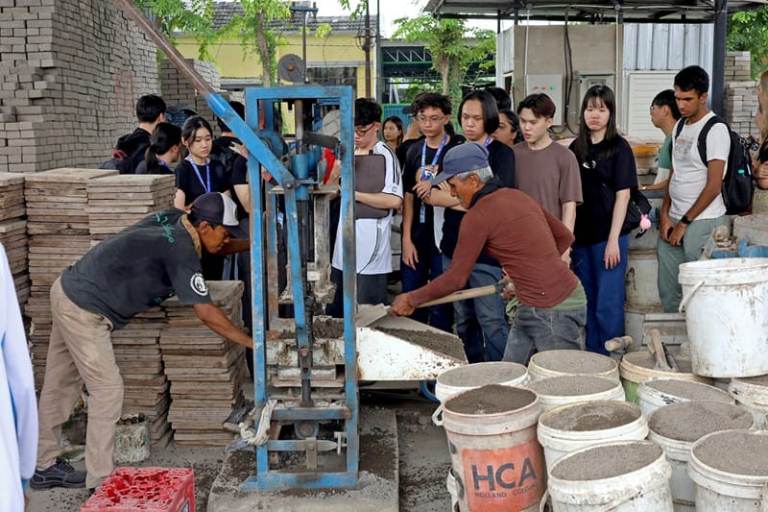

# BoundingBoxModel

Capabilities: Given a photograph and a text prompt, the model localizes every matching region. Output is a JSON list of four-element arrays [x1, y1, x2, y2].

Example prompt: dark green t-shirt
[[61, 209, 211, 329]]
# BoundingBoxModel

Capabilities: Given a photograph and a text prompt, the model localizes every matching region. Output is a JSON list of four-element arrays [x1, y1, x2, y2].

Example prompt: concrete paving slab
[[207, 406, 399, 512]]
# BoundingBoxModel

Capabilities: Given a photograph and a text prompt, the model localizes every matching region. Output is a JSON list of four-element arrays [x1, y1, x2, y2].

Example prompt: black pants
[[326, 268, 389, 318]]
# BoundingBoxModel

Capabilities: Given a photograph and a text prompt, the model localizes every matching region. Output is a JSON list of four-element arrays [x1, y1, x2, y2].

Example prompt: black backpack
[[674, 115, 754, 215]]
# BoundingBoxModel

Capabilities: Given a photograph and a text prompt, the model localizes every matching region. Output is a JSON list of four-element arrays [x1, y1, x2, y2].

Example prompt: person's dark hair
[[458, 89, 500, 134], [355, 98, 382, 126], [573, 85, 620, 162], [499, 109, 524, 143], [182, 116, 214, 146], [652, 89, 681, 120], [674, 65, 710, 95], [145, 122, 182, 169], [485, 86, 512, 111], [216, 101, 245, 133], [517, 93, 557, 119], [382, 116, 404, 145], [136, 94, 167, 124], [411, 92, 452, 116]]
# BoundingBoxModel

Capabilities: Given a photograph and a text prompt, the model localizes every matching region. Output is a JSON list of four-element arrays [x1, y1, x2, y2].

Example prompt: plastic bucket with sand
[[678, 258, 768, 378], [730, 375, 768, 429], [528, 350, 619, 382], [537, 400, 648, 469], [435, 384, 546, 511], [689, 430, 768, 511], [526, 375, 625, 412], [435, 362, 529, 403], [648, 401, 754, 511], [638, 378, 734, 417], [548, 441, 673, 511], [619, 350, 708, 403]]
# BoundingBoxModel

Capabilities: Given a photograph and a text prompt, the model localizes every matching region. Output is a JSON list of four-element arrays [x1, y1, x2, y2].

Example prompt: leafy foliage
[[134, 0, 218, 59], [727, 7, 768, 77]]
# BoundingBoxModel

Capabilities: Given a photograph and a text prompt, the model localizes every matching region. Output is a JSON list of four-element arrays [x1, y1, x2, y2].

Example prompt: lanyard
[[421, 134, 449, 179], [189, 160, 211, 193], [483, 136, 493, 147]]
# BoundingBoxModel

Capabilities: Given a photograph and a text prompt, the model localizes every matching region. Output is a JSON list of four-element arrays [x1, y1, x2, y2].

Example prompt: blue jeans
[[572, 235, 629, 355], [401, 247, 453, 332], [444, 256, 509, 363], [503, 304, 586, 364]]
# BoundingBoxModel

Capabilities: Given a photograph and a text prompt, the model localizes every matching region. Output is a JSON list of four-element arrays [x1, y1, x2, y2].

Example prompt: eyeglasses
[[354, 124, 376, 136], [416, 115, 445, 125]]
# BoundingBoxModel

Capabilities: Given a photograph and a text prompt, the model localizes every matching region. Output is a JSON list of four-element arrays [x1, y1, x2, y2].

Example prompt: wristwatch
[[680, 215, 692, 225]]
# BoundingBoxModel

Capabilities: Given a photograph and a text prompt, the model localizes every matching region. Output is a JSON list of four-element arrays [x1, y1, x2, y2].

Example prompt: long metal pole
[[712, 0, 728, 116], [364, 0, 372, 97]]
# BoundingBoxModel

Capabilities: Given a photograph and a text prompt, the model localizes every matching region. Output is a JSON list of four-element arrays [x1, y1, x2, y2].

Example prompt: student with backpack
[[658, 66, 734, 313], [569, 85, 636, 355], [135, 122, 182, 175], [108, 95, 167, 174]]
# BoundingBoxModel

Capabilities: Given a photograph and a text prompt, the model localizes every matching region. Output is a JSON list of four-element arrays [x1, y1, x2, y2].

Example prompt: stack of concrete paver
[[724, 51, 758, 136], [115, 308, 173, 447], [160, 281, 247, 447], [160, 59, 224, 130], [725, 51, 753, 81], [87, 174, 176, 245], [0, 173, 28, 305], [24, 168, 116, 389]]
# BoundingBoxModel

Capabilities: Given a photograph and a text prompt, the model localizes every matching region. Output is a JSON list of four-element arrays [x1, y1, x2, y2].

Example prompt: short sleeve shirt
[[571, 137, 638, 245], [513, 141, 582, 218], [60, 209, 211, 330], [332, 141, 403, 274], [175, 157, 230, 206], [670, 113, 729, 220]]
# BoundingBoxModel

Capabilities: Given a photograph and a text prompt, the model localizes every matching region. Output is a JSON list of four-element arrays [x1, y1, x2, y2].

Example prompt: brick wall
[[160, 58, 224, 129], [0, 0, 158, 173], [724, 51, 758, 136]]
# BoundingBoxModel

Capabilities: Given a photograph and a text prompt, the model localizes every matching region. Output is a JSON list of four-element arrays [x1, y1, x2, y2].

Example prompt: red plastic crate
[[81, 467, 195, 512]]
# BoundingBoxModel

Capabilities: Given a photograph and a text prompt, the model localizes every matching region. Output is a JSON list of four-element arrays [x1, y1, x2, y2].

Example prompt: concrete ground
[[27, 392, 452, 512]]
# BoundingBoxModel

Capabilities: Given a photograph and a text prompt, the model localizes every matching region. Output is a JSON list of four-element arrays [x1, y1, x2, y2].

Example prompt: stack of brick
[[0, 173, 28, 305], [724, 51, 758, 136], [0, 0, 158, 174], [160, 59, 224, 128], [115, 308, 173, 447], [160, 281, 248, 447], [86, 175, 176, 245], [24, 168, 116, 389]]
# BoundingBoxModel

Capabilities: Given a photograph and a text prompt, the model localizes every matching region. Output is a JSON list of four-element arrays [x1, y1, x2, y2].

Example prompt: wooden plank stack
[[24, 168, 117, 388], [87, 175, 176, 244], [160, 281, 248, 447], [115, 308, 173, 447], [0, 173, 28, 305]]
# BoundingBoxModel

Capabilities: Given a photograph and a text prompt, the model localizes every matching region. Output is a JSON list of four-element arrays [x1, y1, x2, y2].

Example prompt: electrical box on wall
[[525, 74, 564, 125], [577, 73, 616, 105]]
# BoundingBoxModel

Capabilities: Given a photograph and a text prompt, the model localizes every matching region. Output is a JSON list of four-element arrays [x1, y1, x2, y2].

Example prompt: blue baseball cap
[[431, 142, 492, 186]]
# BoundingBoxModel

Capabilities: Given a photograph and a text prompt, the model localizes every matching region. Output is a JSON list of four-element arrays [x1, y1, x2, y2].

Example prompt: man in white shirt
[[657, 66, 730, 312], [328, 98, 403, 315]]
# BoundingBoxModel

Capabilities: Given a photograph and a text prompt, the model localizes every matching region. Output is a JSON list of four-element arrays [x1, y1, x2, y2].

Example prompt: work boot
[[30, 459, 86, 489]]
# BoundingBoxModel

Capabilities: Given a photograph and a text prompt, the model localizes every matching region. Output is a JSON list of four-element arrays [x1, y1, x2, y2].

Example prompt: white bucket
[[436, 384, 546, 511], [625, 250, 663, 310], [730, 375, 768, 429], [526, 375, 625, 413], [528, 350, 619, 382], [638, 378, 735, 417], [548, 441, 673, 511], [648, 401, 754, 512], [620, 350, 709, 404], [435, 361, 528, 403], [689, 430, 768, 512], [537, 400, 648, 469], [678, 258, 768, 378]]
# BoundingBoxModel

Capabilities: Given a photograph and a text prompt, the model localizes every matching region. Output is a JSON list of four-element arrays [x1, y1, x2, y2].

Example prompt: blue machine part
[[207, 86, 359, 491]]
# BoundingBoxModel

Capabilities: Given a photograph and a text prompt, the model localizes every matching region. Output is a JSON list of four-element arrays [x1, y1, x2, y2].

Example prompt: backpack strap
[[696, 115, 727, 165]]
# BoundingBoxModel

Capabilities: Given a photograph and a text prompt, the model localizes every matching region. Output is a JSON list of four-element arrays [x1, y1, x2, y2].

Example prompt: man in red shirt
[[391, 143, 587, 363]]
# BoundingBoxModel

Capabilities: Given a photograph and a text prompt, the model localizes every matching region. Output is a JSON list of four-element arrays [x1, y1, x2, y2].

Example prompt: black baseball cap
[[190, 193, 239, 232]]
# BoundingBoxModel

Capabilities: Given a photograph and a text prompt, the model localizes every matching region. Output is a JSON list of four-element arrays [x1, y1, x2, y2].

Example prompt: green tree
[[393, 15, 494, 107], [218, 0, 291, 86], [134, 0, 219, 59], [728, 7, 768, 77]]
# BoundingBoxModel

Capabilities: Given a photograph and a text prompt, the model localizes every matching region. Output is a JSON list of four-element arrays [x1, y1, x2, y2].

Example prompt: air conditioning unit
[[577, 73, 616, 104], [525, 74, 564, 125]]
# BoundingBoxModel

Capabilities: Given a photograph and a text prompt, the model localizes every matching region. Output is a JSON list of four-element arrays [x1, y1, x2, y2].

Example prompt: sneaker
[[30, 459, 86, 490]]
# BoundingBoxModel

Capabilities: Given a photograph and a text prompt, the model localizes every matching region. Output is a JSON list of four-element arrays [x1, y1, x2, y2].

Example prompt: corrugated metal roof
[[212, 2, 377, 32], [425, 0, 767, 23]]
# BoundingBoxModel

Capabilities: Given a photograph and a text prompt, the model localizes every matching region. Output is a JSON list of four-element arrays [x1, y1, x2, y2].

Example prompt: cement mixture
[[551, 442, 662, 481], [625, 350, 694, 374], [529, 375, 617, 397], [532, 350, 616, 375], [376, 328, 466, 361], [650, 401, 753, 443], [445, 384, 535, 415], [693, 431, 768, 476], [541, 401, 640, 432], [438, 361, 527, 388], [646, 379, 732, 403]]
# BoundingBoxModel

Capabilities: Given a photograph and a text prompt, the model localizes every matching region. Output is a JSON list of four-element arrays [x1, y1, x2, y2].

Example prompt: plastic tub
[[638, 378, 734, 417], [730, 375, 768, 429], [435, 361, 528, 403], [620, 350, 709, 404], [528, 350, 619, 382], [527, 375, 625, 413]]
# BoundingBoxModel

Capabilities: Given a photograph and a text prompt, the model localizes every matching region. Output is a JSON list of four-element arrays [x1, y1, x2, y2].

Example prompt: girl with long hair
[[136, 122, 182, 175], [382, 115, 404, 152]]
